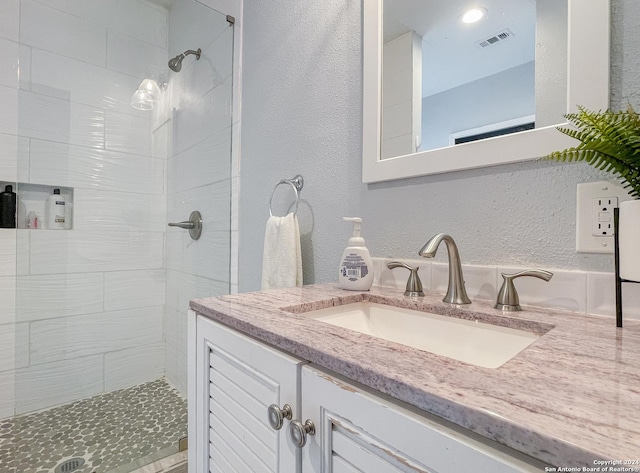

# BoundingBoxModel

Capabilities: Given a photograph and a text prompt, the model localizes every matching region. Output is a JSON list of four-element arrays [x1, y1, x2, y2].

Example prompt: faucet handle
[[387, 262, 425, 297], [495, 270, 553, 311]]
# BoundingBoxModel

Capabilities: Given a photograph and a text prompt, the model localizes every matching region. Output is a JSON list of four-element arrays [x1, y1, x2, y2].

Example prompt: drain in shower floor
[[0, 378, 187, 473], [54, 457, 86, 473]]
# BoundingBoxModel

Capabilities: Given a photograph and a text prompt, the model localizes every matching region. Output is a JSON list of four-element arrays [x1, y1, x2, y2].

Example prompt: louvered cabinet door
[[190, 313, 305, 473], [299, 365, 544, 473]]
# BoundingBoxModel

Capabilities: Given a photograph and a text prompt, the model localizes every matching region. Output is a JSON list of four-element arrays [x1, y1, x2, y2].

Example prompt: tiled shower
[[0, 0, 236, 470]]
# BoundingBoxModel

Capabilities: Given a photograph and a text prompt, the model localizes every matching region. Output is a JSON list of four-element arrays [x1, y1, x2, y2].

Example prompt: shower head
[[168, 48, 202, 72]]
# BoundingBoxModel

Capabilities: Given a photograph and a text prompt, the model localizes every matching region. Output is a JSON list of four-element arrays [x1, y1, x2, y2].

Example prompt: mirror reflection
[[381, 0, 567, 159]]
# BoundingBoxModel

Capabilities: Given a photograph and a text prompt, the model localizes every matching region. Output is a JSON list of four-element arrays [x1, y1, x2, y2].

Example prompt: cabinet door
[[190, 313, 305, 473], [300, 365, 544, 473]]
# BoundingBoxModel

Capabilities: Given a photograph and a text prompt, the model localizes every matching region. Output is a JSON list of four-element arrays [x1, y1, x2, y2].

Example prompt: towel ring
[[269, 175, 304, 217]]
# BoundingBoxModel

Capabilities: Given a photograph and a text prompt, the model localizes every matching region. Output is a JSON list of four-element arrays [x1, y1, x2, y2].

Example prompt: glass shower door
[[2, 1, 234, 471], [165, 0, 235, 397]]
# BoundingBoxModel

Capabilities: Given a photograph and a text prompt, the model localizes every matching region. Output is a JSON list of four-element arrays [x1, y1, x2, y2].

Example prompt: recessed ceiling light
[[460, 7, 487, 24]]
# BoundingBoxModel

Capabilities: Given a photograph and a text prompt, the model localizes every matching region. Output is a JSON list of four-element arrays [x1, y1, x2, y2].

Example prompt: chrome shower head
[[168, 48, 202, 72], [168, 55, 183, 72]]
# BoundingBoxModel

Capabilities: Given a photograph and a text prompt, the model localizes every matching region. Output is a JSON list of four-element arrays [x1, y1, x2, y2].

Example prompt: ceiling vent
[[477, 29, 514, 48]]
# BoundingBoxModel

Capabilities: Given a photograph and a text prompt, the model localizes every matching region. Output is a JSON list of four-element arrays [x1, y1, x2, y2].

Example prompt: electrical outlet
[[591, 197, 617, 236], [576, 181, 632, 253]]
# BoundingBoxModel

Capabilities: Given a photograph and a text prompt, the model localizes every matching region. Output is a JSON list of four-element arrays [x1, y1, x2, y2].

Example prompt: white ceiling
[[384, 0, 537, 97]]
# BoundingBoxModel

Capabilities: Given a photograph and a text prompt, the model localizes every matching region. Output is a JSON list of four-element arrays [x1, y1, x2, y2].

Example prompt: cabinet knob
[[289, 419, 315, 448], [267, 404, 292, 430]]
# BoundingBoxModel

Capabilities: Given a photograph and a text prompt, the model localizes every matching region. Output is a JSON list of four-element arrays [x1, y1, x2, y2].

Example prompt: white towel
[[261, 213, 303, 290]]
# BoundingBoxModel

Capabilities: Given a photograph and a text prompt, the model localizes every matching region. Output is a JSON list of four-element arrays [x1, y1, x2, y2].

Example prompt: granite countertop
[[190, 284, 640, 468]]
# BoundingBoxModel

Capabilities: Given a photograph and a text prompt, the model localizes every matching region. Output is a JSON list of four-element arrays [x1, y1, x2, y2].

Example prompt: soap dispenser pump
[[338, 217, 374, 291]]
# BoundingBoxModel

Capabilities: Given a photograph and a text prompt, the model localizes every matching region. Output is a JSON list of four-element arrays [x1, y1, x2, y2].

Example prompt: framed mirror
[[362, 0, 610, 183]]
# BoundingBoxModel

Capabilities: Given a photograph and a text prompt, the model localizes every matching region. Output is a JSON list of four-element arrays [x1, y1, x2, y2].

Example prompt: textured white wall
[[239, 0, 363, 291], [421, 61, 535, 150], [239, 0, 639, 293]]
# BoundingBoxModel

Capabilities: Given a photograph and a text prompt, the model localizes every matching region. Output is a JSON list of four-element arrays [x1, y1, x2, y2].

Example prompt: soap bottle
[[46, 188, 66, 229], [27, 211, 39, 229], [338, 217, 374, 291], [0, 185, 16, 228]]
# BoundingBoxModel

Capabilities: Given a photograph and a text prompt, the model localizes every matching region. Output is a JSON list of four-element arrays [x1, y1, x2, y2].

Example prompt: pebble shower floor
[[0, 378, 187, 473]]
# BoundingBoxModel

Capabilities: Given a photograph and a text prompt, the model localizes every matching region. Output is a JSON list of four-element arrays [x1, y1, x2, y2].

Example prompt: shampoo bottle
[[338, 217, 374, 291], [0, 185, 16, 228], [46, 188, 66, 229]]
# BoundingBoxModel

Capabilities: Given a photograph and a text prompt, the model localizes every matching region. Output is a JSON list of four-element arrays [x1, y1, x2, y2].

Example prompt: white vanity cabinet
[[188, 311, 306, 473], [300, 365, 543, 473], [189, 311, 545, 473]]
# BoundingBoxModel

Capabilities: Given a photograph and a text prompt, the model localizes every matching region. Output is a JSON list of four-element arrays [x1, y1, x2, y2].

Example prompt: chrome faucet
[[495, 270, 553, 311], [419, 233, 471, 305], [387, 261, 425, 297]]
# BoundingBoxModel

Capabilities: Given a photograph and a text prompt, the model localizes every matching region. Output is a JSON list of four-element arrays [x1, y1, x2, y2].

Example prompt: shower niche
[[0, 181, 74, 230]]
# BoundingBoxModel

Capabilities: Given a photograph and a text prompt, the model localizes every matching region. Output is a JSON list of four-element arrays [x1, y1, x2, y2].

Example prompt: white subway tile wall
[[0, 276, 16, 326], [373, 257, 640, 320], [30, 49, 143, 113], [16, 273, 104, 321], [29, 141, 164, 194], [104, 343, 166, 392], [0, 232, 16, 277], [168, 128, 233, 194], [0, 323, 27, 373], [14, 355, 104, 414], [0, 37, 19, 88], [497, 265, 588, 313], [73, 189, 166, 232], [104, 270, 166, 312], [20, 0, 108, 67], [0, 0, 174, 418], [0, 371, 15, 420], [587, 271, 640, 318], [28, 231, 165, 274], [0, 136, 17, 183], [0, 87, 19, 136], [432, 262, 498, 301], [106, 30, 167, 79], [105, 110, 152, 155], [29, 308, 162, 365], [0, 0, 19, 42]]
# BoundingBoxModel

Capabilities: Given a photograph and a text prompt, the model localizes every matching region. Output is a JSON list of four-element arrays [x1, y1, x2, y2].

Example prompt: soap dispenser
[[338, 217, 374, 291]]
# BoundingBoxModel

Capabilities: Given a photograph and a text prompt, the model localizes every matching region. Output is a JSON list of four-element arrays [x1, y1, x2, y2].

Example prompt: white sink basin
[[304, 302, 540, 368]]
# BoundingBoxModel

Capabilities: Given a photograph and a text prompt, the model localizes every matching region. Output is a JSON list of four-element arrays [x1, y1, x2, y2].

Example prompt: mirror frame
[[362, 0, 610, 183]]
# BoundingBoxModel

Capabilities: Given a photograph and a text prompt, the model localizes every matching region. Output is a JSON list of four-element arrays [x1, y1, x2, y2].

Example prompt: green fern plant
[[545, 105, 640, 199]]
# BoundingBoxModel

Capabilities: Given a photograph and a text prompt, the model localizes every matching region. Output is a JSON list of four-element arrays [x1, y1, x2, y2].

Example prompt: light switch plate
[[576, 181, 633, 253]]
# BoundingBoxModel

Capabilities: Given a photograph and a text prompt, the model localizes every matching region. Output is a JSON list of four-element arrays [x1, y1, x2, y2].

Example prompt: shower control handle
[[168, 210, 202, 240], [168, 221, 194, 229]]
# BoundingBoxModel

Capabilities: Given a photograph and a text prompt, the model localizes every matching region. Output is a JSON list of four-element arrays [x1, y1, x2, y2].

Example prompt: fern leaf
[[545, 106, 640, 197]]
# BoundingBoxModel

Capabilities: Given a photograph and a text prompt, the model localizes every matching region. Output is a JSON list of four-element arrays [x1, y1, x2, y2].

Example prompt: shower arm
[[182, 49, 201, 60]]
